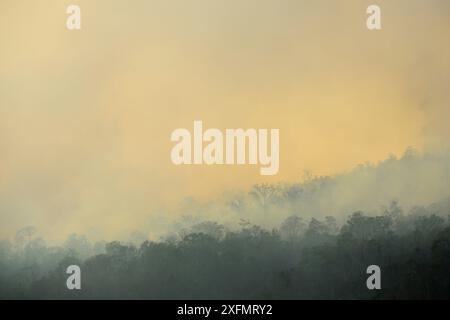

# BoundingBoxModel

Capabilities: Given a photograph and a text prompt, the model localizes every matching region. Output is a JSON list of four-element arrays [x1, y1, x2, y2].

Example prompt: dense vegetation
[[1, 199, 450, 299]]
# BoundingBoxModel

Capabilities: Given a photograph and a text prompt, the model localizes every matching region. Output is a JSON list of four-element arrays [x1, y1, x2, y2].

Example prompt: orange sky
[[1, 0, 450, 241]]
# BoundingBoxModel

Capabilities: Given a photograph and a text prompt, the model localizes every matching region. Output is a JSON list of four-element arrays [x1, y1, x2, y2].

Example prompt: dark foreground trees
[[1, 204, 450, 299]]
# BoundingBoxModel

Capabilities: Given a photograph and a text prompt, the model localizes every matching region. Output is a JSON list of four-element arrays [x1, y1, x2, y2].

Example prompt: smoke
[[0, 0, 450, 242]]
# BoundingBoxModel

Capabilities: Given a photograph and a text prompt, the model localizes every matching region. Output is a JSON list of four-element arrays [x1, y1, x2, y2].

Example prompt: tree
[[280, 215, 306, 241], [15, 226, 37, 249]]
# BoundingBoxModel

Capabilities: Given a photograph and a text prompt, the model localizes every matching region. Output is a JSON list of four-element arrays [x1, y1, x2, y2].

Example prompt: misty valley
[[1, 0, 450, 305], [1, 150, 450, 299]]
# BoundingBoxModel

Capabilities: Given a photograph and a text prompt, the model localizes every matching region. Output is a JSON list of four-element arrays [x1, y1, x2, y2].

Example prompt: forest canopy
[[1, 198, 450, 299], [1, 149, 450, 299]]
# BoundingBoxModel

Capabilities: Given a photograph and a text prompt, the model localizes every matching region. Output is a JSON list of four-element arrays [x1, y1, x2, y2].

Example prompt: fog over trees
[[1, 149, 450, 299]]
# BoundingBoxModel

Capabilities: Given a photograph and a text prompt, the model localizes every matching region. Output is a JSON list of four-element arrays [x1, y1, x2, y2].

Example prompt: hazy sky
[[1, 0, 450, 241]]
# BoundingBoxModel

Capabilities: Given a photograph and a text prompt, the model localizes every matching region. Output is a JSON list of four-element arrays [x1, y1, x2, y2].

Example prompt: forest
[[1, 200, 450, 299], [1, 150, 450, 299]]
